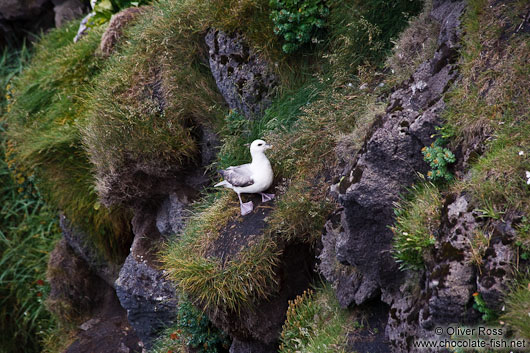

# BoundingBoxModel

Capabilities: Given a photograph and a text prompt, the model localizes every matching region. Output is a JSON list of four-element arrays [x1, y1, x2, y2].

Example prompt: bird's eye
[[258, 143, 263, 146]]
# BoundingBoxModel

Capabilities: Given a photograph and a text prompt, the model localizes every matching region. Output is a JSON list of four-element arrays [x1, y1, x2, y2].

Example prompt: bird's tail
[[214, 180, 232, 189]]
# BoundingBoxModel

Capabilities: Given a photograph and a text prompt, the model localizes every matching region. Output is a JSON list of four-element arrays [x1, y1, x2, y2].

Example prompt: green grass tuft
[[279, 284, 352, 353], [391, 181, 443, 270], [501, 278, 530, 340]]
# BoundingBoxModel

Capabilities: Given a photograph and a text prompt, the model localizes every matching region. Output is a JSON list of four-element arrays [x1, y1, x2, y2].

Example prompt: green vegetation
[[88, 0, 152, 27], [150, 298, 230, 353], [385, 0, 439, 85], [472, 292, 498, 322], [501, 278, 530, 340], [391, 181, 442, 270], [3, 21, 133, 261], [279, 285, 352, 353], [422, 138, 456, 182], [270, 0, 329, 53], [444, 0, 529, 219], [0, 124, 61, 353], [0, 45, 31, 115]]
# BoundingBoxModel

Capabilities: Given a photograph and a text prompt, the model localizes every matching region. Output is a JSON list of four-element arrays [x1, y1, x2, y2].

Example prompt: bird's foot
[[260, 193, 275, 203], [240, 201, 254, 216]]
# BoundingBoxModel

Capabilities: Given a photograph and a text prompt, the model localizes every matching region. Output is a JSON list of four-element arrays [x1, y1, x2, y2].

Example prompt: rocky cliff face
[[42, 1, 526, 352], [320, 0, 466, 309], [319, 0, 524, 351]]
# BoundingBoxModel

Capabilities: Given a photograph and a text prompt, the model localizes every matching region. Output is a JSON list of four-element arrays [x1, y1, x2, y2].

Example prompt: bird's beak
[[265, 144, 272, 150]]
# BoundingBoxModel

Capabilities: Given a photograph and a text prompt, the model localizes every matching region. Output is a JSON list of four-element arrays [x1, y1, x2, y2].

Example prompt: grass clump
[[501, 278, 530, 340], [391, 181, 443, 270], [3, 20, 134, 261], [0, 125, 61, 353], [164, 217, 281, 313], [444, 0, 529, 252], [279, 285, 351, 353], [385, 0, 439, 84]]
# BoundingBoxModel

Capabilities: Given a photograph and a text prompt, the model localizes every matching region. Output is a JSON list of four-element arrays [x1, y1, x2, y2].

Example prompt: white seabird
[[214, 139, 275, 216]]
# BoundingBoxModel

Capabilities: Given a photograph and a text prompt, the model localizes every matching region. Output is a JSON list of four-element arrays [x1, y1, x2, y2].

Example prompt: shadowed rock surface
[[115, 199, 184, 349], [60, 215, 122, 288], [0, 0, 87, 47]]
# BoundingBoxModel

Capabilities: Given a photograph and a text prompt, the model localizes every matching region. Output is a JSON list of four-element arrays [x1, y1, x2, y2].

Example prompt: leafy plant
[[270, 0, 329, 53], [88, 0, 151, 27], [422, 138, 456, 181], [176, 300, 230, 353], [149, 298, 230, 353], [472, 292, 498, 322]]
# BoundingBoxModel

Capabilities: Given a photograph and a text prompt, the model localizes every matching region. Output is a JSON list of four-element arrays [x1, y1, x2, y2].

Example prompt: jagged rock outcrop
[[115, 196, 187, 348], [476, 218, 518, 311], [320, 0, 466, 308], [115, 255, 178, 349], [53, 0, 86, 27], [205, 29, 278, 119], [320, 1, 525, 351]]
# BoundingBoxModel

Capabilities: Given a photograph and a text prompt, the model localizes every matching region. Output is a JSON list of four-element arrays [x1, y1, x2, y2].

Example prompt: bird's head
[[248, 139, 272, 154]]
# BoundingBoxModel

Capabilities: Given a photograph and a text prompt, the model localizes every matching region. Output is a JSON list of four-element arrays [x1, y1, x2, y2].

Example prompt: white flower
[[526, 171, 530, 185], [519, 150, 525, 156]]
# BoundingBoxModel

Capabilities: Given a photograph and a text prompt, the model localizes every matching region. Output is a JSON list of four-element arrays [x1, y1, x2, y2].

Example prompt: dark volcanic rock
[[115, 254, 178, 349], [115, 199, 184, 348], [64, 284, 142, 353], [205, 28, 278, 119], [320, 0, 466, 308], [0, 0, 87, 48], [476, 218, 517, 311], [229, 338, 277, 353], [423, 194, 481, 325], [52, 0, 86, 27], [385, 193, 483, 352], [156, 192, 190, 236]]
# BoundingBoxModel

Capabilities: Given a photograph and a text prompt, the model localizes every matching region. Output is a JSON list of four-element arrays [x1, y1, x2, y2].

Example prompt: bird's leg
[[237, 193, 254, 216], [260, 192, 275, 203]]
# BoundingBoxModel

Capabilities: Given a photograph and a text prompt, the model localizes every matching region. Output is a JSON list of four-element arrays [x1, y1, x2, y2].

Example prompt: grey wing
[[220, 164, 254, 187]]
